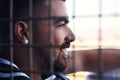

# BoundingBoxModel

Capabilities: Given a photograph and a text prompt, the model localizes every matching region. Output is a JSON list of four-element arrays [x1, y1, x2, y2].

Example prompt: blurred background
[[65, 0, 120, 80]]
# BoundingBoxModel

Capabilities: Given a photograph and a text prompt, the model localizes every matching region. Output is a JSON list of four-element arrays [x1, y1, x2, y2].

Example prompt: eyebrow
[[61, 0, 66, 2], [54, 16, 69, 23]]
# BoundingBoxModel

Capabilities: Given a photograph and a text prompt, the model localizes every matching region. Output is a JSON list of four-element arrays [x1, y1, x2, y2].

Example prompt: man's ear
[[14, 21, 29, 44]]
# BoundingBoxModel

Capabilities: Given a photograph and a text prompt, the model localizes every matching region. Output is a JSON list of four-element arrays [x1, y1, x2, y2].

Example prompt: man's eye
[[57, 21, 66, 27]]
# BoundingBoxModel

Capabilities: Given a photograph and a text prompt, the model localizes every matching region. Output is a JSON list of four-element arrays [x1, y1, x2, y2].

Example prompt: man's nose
[[65, 33, 75, 42]]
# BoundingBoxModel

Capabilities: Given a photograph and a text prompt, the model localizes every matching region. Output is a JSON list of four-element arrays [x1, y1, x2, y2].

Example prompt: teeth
[[63, 50, 68, 57]]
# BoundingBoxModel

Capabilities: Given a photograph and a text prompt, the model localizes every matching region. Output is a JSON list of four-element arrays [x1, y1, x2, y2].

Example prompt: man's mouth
[[60, 42, 70, 58], [62, 49, 69, 58]]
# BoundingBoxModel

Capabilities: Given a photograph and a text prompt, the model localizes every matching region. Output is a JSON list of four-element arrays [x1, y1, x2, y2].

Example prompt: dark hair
[[0, 0, 29, 44], [0, 0, 46, 53]]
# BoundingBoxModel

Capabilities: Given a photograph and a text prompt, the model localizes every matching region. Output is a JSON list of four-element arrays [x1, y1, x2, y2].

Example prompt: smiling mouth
[[63, 49, 69, 58], [60, 42, 70, 58]]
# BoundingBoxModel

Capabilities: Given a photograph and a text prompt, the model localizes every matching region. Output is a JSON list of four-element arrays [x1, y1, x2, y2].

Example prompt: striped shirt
[[0, 58, 30, 80], [0, 58, 70, 80]]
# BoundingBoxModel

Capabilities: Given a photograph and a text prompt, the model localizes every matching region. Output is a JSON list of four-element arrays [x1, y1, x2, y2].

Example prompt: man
[[0, 0, 75, 80], [0, 0, 120, 80]]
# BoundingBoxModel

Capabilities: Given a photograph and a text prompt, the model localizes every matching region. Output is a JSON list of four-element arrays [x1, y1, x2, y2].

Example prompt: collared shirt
[[0, 58, 70, 80], [45, 73, 70, 80]]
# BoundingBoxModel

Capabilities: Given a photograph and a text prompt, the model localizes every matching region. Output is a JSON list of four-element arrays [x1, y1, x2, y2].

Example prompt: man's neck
[[29, 74, 42, 80]]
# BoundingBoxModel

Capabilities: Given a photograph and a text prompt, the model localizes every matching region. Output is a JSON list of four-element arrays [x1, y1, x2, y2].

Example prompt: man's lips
[[60, 42, 70, 58], [60, 49, 69, 58]]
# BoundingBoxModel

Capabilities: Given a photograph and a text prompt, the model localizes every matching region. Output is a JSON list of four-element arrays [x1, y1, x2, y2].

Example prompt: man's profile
[[0, 0, 75, 80], [0, 0, 120, 80]]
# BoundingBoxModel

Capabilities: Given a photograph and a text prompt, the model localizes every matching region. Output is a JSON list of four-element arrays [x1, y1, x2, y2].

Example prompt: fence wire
[[0, 0, 120, 80]]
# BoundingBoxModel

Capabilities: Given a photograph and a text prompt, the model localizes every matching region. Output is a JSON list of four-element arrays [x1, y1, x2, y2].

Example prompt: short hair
[[0, 0, 47, 53], [0, 0, 47, 42]]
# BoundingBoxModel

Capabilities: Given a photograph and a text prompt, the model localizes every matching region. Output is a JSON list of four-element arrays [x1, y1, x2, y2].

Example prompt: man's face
[[32, 0, 75, 73]]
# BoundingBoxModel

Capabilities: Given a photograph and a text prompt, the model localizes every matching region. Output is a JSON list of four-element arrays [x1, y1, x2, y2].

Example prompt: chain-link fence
[[0, 0, 120, 80]]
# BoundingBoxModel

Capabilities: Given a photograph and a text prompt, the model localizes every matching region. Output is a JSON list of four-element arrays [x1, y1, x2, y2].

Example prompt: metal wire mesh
[[0, 0, 120, 80]]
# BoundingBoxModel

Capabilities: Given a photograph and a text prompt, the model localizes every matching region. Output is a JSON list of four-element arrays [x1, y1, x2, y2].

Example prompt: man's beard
[[54, 55, 68, 72], [45, 49, 68, 73], [35, 47, 68, 73], [34, 41, 71, 73]]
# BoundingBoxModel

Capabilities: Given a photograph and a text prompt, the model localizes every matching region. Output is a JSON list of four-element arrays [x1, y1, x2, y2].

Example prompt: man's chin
[[54, 58, 68, 72], [53, 49, 70, 72]]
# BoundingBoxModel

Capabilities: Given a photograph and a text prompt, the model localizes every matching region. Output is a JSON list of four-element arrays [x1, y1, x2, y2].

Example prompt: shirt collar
[[45, 75, 56, 80], [45, 73, 70, 80]]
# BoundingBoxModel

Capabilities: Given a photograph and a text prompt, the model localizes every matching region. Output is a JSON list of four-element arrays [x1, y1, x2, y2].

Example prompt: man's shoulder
[[0, 58, 30, 80]]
